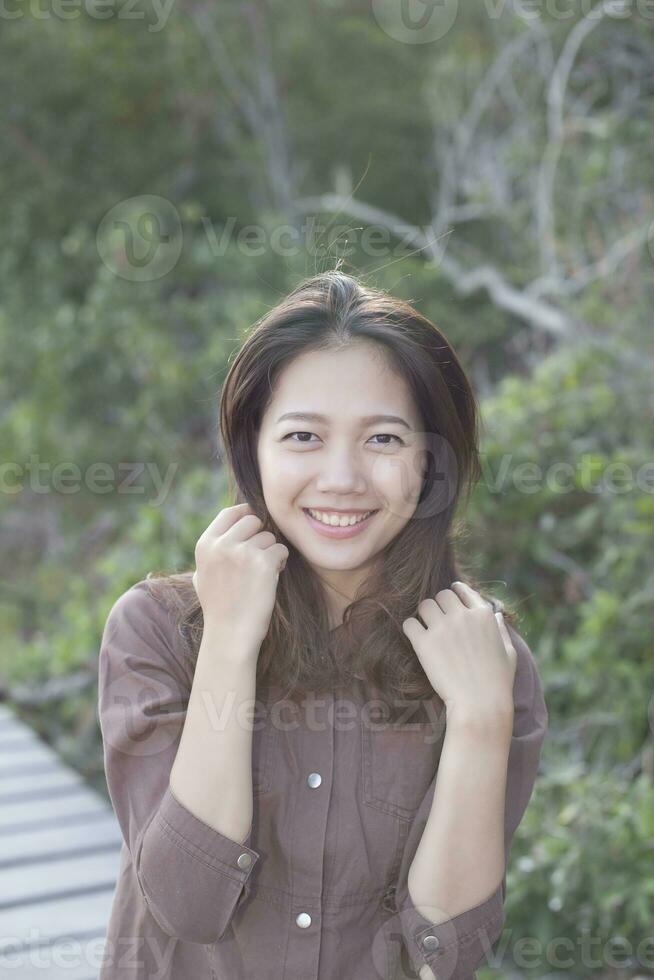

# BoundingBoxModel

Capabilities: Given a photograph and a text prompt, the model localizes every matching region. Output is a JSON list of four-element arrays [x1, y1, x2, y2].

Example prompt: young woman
[[98, 269, 548, 980]]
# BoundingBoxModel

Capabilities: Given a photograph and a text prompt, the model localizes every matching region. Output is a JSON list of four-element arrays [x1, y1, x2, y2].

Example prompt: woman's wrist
[[445, 701, 514, 744], [199, 619, 263, 668]]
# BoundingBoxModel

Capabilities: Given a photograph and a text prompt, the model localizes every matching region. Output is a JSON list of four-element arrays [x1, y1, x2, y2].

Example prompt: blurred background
[[1, 1, 653, 977]]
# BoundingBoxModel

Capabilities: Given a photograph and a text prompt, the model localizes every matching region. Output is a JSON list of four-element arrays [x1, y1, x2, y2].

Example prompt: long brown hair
[[146, 268, 517, 716]]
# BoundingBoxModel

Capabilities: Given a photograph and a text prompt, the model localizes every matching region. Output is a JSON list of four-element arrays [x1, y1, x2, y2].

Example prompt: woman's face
[[256, 342, 427, 607]]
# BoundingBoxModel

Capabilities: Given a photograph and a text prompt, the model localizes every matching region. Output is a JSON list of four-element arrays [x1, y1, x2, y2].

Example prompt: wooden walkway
[[0, 702, 123, 979]]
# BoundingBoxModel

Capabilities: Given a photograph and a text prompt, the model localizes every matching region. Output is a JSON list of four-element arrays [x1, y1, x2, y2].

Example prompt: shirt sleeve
[[392, 622, 549, 979], [98, 579, 260, 944]]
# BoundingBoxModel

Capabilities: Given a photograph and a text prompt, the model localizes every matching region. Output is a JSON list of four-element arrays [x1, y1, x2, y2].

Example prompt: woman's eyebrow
[[275, 411, 412, 430]]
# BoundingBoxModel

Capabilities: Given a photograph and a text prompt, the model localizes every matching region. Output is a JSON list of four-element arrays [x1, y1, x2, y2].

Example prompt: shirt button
[[296, 912, 312, 929], [307, 772, 322, 788], [237, 852, 252, 870], [422, 934, 441, 951]]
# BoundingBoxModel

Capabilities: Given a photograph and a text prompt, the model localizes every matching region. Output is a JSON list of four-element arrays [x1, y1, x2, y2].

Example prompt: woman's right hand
[[192, 503, 289, 648]]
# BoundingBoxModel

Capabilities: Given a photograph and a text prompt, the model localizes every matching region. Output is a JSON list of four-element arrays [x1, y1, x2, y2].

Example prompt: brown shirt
[[97, 579, 548, 980]]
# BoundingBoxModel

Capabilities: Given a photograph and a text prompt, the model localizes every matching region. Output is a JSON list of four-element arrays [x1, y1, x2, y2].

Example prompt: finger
[[450, 581, 488, 609], [431, 590, 460, 615], [416, 597, 446, 629], [222, 512, 265, 544], [402, 617, 426, 643], [250, 529, 279, 551], [201, 503, 252, 539], [268, 543, 289, 571], [495, 612, 514, 650]]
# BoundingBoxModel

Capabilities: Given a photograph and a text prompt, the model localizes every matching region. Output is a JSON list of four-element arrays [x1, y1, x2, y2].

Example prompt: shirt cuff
[[396, 881, 505, 979], [137, 784, 261, 943], [158, 783, 261, 876]]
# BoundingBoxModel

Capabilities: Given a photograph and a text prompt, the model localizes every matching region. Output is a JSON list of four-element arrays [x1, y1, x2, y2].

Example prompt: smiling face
[[256, 342, 427, 622]]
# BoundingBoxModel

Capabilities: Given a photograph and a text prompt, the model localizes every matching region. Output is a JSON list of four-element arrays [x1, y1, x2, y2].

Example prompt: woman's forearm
[[169, 624, 261, 844], [408, 708, 513, 924]]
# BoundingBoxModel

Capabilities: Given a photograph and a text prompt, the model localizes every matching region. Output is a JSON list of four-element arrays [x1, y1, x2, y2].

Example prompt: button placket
[[281, 690, 331, 980]]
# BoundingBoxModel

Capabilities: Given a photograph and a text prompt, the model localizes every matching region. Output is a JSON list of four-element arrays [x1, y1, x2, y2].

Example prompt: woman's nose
[[314, 454, 368, 493]]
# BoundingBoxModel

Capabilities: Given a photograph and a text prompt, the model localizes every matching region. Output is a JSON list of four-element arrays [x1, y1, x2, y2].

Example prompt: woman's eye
[[369, 433, 404, 446], [284, 431, 318, 443], [283, 431, 404, 447]]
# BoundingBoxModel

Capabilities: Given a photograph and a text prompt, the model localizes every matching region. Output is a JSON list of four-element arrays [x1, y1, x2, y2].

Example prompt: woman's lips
[[302, 508, 379, 539]]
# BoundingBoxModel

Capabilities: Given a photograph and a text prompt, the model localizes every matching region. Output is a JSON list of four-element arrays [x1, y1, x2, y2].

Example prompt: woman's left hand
[[402, 581, 517, 721]]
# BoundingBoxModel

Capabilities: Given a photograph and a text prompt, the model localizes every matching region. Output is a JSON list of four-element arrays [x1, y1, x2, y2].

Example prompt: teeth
[[307, 509, 374, 527]]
